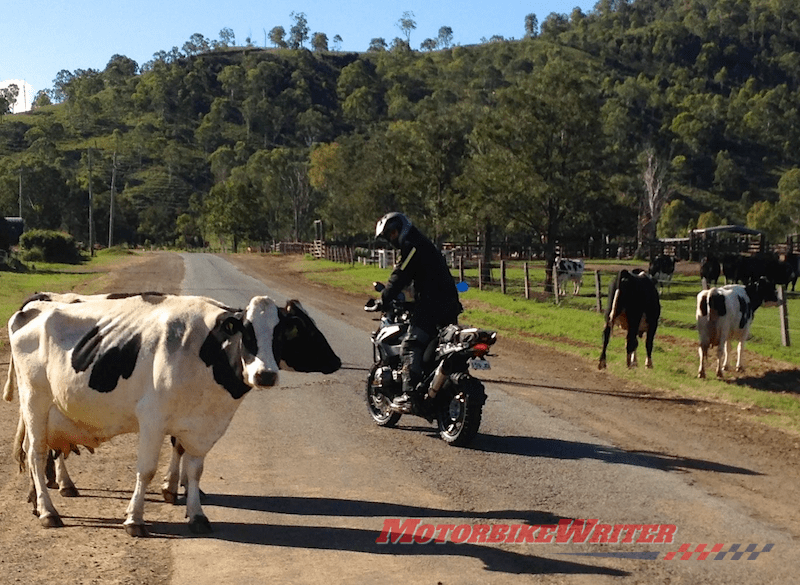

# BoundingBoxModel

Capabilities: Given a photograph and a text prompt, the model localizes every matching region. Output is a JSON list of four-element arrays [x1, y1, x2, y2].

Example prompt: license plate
[[469, 358, 491, 370]]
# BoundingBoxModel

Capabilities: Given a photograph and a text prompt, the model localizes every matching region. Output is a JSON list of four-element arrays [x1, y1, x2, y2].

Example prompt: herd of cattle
[[0, 251, 790, 537], [556, 253, 785, 378]]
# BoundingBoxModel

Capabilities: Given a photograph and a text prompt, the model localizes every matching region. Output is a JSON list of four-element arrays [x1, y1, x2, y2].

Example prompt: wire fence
[[287, 243, 798, 347]]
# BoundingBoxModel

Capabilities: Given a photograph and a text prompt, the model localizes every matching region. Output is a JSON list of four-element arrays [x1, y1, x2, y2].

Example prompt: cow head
[[274, 300, 341, 374], [200, 296, 281, 398], [241, 296, 283, 388], [746, 277, 779, 309]]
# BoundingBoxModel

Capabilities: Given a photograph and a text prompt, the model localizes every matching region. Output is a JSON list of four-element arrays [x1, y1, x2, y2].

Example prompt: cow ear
[[281, 316, 301, 340], [222, 316, 244, 336]]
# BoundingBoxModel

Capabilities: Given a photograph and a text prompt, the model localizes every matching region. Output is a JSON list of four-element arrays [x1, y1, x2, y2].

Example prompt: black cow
[[700, 256, 721, 287], [785, 253, 800, 291], [599, 269, 661, 370], [721, 254, 742, 284]]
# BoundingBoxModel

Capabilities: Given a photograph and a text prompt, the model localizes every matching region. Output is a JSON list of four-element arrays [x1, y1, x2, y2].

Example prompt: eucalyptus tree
[[463, 51, 609, 287]]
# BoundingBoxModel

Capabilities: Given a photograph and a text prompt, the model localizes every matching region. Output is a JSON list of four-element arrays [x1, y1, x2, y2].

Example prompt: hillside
[[1, 0, 800, 257]]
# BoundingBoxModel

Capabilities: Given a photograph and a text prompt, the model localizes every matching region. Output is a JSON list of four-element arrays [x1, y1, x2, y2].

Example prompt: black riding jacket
[[381, 226, 461, 333]]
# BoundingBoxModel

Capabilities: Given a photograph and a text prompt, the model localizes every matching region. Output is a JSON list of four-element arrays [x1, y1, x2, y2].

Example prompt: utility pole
[[87, 147, 95, 257], [18, 166, 23, 218], [108, 150, 117, 248]]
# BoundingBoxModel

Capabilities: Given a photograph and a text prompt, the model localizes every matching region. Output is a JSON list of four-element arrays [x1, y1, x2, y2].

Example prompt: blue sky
[[3, 0, 596, 108]]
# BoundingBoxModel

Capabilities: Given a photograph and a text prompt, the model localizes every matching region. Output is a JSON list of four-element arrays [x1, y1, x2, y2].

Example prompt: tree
[[747, 200, 787, 242], [524, 13, 539, 37], [269, 26, 288, 48], [332, 35, 343, 51], [658, 199, 691, 238], [32, 91, 52, 109], [368, 38, 387, 52], [778, 167, 800, 232], [397, 11, 416, 44], [420, 38, 437, 52], [288, 12, 310, 49], [464, 54, 609, 289], [640, 147, 673, 247], [0, 83, 18, 115], [312, 32, 328, 52], [218, 27, 236, 47], [183, 33, 209, 56], [437, 26, 454, 48]]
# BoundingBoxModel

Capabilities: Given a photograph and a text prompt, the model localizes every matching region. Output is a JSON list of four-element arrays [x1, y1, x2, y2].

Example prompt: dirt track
[[1, 251, 799, 584]]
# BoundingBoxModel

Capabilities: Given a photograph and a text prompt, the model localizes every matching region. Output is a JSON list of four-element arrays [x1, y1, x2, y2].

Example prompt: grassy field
[[299, 256, 800, 434], [0, 249, 138, 349]]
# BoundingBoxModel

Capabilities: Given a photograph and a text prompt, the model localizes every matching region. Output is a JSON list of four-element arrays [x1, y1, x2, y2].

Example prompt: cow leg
[[644, 327, 656, 369], [598, 324, 612, 369], [55, 454, 79, 497], [162, 438, 184, 504], [182, 453, 212, 534], [716, 340, 728, 377], [625, 328, 639, 368], [124, 429, 164, 537], [697, 344, 708, 378], [21, 411, 62, 528], [735, 339, 746, 372]]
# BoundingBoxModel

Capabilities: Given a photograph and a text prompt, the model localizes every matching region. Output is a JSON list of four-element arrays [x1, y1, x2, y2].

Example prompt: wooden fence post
[[524, 262, 530, 300], [594, 270, 603, 313], [500, 260, 506, 294], [478, 258, 483, 291], [459, 256, 465, 283], [552, 264, 560, 304], [779, 285, 791, 347]]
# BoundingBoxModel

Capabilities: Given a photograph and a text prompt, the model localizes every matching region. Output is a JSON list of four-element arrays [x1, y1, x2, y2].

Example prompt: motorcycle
[[364, 282, 497, 447]]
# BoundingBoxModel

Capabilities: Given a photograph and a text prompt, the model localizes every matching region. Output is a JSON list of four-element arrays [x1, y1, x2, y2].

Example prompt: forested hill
[[2, 0, 800, 257]]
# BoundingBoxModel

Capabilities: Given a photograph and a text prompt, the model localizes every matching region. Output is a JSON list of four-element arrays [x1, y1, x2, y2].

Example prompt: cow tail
[[13, 413, 26, 473], [3, 353, 15, 403], [608, 288, 622, 326]]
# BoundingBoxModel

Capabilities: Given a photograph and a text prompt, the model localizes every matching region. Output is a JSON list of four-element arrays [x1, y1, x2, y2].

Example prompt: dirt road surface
[[1, 251, 799, 584]]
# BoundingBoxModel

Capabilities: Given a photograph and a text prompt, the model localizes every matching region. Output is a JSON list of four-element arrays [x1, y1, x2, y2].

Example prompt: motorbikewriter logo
[[375, 519, 774, 560]]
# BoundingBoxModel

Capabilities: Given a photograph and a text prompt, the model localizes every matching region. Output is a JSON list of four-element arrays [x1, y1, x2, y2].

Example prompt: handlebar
[[364, 298, 382, 312]]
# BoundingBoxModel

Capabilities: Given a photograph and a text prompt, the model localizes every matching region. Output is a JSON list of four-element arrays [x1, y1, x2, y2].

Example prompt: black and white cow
[[555, 257, 585, 296], [4, 293, 340, 536], [696, 277, 778, 378], [648, 254, 675, 293], [598, 269, 661, 370], [10, 291, 232, 504]]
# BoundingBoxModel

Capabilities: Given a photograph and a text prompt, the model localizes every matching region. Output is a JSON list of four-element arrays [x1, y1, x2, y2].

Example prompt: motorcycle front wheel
[[437, 377, 485, 447], [366, 364, 402, 427]]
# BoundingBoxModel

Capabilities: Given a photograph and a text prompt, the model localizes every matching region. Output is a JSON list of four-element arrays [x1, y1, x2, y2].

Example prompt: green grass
[[295, 257, 800, 434], [0, 249, 138, 344]]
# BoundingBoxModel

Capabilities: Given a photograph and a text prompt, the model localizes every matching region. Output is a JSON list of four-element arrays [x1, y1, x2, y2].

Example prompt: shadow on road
[[142, 495, 630, 575], [471, 433, 761, 476]]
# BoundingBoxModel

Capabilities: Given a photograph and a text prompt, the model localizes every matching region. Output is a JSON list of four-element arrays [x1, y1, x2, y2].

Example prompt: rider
[[375, 212, 462, 408]]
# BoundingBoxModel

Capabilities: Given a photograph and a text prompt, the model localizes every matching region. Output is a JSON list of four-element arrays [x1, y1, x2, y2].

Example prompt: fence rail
[[276, 242, 794, 347]]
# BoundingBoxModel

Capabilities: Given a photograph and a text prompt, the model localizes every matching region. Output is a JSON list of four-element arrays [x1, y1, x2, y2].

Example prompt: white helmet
[[375, 212, 412, 248]]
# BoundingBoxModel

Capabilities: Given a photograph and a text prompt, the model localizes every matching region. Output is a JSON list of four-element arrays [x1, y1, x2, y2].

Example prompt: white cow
[[4, 293, 341, 536], [555, 257, 585, 296], [696, 277, 778, 378]]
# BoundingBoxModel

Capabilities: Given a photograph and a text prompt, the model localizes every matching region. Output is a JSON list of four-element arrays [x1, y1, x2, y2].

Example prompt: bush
[[18, 230, 83, 264]]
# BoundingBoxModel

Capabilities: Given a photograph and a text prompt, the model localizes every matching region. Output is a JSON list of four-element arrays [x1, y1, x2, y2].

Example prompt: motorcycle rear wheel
[[437, 377, 484, 447], [366, 364, 402, 427]]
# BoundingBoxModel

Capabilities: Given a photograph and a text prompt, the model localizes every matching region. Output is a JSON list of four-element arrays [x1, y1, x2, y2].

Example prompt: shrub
[[18, 230, 83, 264]]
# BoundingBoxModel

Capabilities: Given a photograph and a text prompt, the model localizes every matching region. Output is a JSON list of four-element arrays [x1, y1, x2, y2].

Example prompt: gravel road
[[1, 251, 798, 585]]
